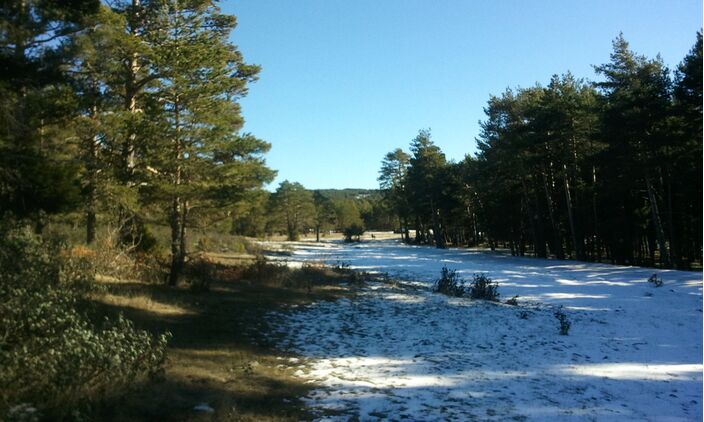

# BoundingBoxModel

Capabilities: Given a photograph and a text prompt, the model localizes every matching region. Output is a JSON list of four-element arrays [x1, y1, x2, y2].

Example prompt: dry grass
[[90, 256, 358, 421]]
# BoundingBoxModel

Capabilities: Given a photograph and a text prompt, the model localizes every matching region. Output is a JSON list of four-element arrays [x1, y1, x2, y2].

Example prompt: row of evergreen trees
[[1, 1, 274, 282], [379, 33, 702, 269]]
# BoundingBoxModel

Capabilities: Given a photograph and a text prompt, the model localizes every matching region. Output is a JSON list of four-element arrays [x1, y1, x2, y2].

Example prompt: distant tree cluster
[[231, 182, 395, 241], [0, 0, 275, 283], [379, 33, 702, 269]]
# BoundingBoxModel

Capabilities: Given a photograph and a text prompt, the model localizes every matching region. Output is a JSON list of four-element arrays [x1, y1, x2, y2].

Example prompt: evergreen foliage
[[269, 180, 316, 241], [379, 32, 702, 269]]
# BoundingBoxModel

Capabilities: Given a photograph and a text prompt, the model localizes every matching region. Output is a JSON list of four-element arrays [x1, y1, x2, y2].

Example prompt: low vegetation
[[469, 273, 500, 301], [0, 222, 361, 421], [0, 225, 169, 421], [554, 306, 572, 336], [433, 267, 500, 302], [433, 266, 466, 297]]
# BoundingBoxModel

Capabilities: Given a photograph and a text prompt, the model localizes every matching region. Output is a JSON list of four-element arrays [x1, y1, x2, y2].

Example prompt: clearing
[[264, 238, 703, 421]]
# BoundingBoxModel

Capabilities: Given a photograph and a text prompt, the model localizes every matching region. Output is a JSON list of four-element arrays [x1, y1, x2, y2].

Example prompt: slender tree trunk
[[519, 178, 541, 257], [123, 0, 141, 179], [168, 197, 182, 286], [562, 165, 582, 260], [591, 165, 600, 262], [430, 199, 446, 249], [86, 104, 99, 244], [645, 176, 670, 267], [664, 171, 680, 268], [542, 170, 564, 259], [168, 99, 183, 286]]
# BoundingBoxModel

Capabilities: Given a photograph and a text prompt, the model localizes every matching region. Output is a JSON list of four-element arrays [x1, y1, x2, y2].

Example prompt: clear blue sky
[[222, 0, 702, 190]]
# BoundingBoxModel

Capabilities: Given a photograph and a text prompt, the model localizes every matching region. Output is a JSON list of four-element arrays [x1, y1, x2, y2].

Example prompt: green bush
[[554, 306, 571, 335], [433, 266, 466, 297], [343, 224, 365, 242], [0, 226, 169, 420], [469, 273, 500, 301]]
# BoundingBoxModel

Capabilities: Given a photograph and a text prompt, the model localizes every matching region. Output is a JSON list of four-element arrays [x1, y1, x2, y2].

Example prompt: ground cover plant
[[0, 225, 169, 420]]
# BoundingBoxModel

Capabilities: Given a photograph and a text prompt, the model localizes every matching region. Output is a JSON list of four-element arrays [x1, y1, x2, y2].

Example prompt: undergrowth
[[0, 224, 169, 421]]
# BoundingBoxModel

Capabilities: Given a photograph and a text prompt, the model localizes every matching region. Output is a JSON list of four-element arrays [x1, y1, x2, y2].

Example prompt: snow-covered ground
[[265, 239, 703, 421]]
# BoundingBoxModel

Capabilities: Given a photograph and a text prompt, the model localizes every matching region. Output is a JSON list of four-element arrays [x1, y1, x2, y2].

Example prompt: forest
[[379, 33, 702, 269], [0, 0, 701, 419]]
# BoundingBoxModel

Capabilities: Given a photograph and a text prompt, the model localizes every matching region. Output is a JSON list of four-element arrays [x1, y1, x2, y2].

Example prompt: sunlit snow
[[265, 238, 703, 421]]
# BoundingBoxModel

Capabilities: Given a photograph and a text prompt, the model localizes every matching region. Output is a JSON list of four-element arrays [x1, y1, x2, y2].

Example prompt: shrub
[[469, 273, 500, 301], [183, 257, 215, 292], [0, 226, 169, 420], [343, 224, 365, 242], [554, 306, 571, 335], [648, 273, 663, 287], [88, 232, 168, 284], [433, 266, 466, 297], [243, 256, 290, 285]]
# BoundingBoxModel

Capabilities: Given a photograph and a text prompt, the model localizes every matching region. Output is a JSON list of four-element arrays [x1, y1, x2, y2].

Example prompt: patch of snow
[[266, 239, 703, 421], [193, 403, 214, 413]]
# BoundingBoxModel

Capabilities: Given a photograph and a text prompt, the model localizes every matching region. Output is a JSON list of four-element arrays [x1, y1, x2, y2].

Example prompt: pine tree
[[406, 129, 448, 248], [670, 31, 703, 267], [594, 33, 673, 266], [143, 0, 273, 284], [0, 0, 99, 223], [313, 191, 337, 242], [378, 148, 410, 241], [269, 181, 315, 241]]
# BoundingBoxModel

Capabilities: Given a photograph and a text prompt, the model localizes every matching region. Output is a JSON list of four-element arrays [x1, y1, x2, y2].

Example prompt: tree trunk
[[86, 103, 99, 244], [519, 178, 541, 258], [664, 171, 681, 268], [430, 199, 446, 249], [168, 197, 182, 286], [123, 0, 141, 179], [563, 165, 582, 260], [542, 170, 564, 259], [591, 165, 600, 262], [168, 99, 183, 286], [645, 176, 670, 267]]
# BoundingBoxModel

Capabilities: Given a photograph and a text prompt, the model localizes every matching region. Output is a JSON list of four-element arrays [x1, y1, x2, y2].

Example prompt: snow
[[264, 239, 703, 421]]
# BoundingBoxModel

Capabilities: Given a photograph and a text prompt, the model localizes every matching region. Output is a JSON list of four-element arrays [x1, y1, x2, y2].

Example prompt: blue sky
[[223, 0, 702, 190]]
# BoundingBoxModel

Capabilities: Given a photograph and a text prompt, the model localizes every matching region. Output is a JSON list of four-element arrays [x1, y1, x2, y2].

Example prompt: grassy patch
[[91, 256, 358, 421]]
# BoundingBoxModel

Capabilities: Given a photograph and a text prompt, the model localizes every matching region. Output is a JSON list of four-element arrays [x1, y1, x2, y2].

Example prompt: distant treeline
[[379, 33, 702, 269], [231, 184, 396, 241]]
